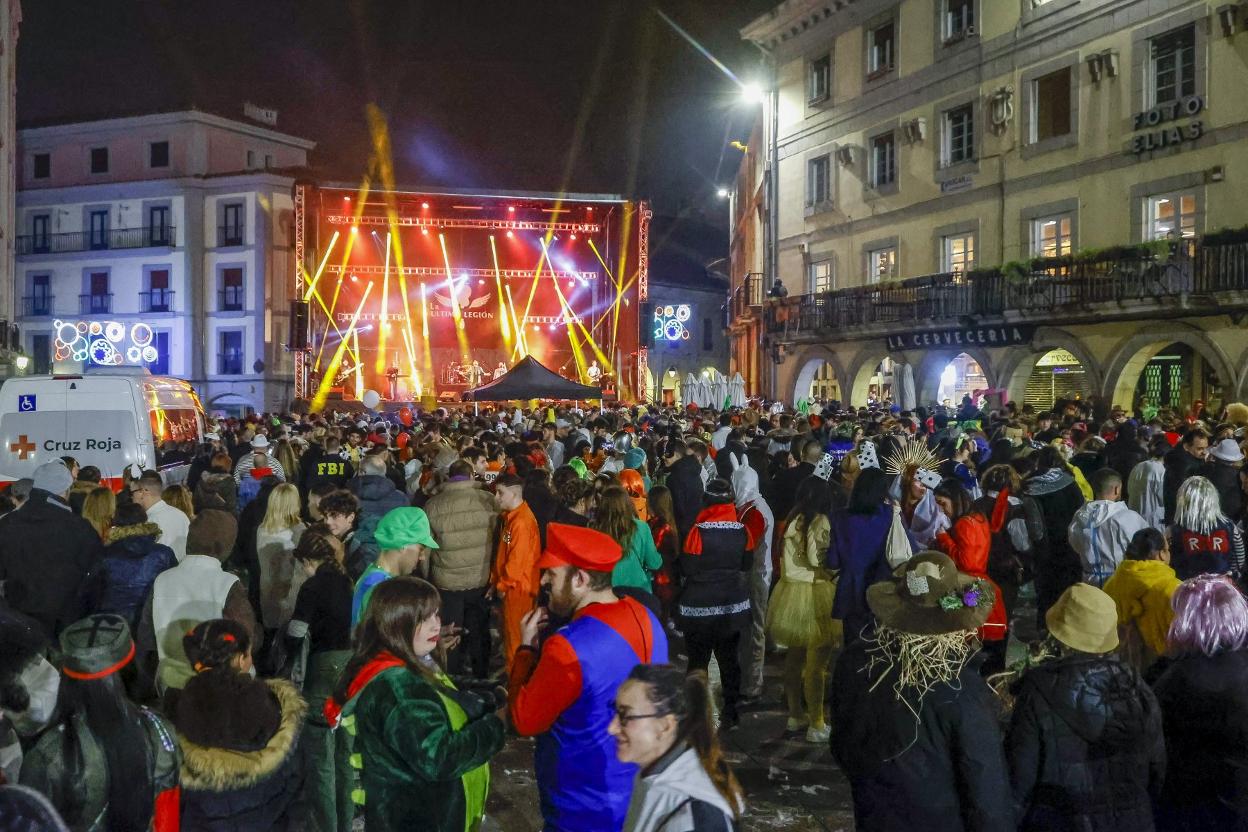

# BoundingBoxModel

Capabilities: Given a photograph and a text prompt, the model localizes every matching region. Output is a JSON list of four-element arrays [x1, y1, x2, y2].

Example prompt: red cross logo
[[9, 435, 35, 460]]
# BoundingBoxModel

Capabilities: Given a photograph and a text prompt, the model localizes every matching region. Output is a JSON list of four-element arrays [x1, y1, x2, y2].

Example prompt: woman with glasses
[[609, 664, 744, 831]]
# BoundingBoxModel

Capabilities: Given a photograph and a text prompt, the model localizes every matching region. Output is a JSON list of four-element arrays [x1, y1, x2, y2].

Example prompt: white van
[[0, 369, 206, 488]]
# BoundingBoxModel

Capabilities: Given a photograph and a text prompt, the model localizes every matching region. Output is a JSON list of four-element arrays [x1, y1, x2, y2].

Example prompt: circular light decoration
[[663, 319, 683, 341], [675, 305, 691, 322], [89, 322, 103, 336], [75, 321, 89, 334], [126, 346, 142, 363], [653, 303, 694, 343], [105, 322, 125, 343], [89, 338, 116, 365], [141, 346, 158, 363], [130, 323, 153, 347]]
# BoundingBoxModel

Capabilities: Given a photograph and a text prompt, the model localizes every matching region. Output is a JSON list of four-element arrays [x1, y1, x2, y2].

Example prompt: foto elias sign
[[1130, 95, 1204, 155]]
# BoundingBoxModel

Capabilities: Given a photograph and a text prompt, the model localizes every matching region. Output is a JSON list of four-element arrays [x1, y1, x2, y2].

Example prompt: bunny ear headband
[[128, 464, 144, 479], [882, 438, 946, 489]]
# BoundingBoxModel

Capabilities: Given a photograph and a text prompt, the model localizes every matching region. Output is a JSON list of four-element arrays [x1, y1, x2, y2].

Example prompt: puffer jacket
[[933, 514, 1007, 642], [98, 522, 178, 628], [178, 677, 307, 832], [194, 472, 238, 515], [1006, 653, 1165, 832], [1153, 648, 1248, 830], [1200, 458, 1244, 524], [348, 475, 410, 572], [424, 479, 498, 591]]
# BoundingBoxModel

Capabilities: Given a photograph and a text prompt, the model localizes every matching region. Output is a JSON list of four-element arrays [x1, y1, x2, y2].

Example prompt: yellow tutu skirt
[[767, 578, 841, 648]]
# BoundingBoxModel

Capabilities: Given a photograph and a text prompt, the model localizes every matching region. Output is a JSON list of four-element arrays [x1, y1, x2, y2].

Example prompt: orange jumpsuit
[[492, 501, 541, 668]]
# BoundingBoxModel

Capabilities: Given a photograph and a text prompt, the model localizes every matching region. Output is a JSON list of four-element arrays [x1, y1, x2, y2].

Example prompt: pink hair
[[1167, 574, 1248, 658]]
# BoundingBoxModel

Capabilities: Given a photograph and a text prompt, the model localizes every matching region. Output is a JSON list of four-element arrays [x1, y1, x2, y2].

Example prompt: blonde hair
[[82, 486, 116, 540], [274, 439, 300, 483], [260, 483, 303, 533], [162, 484, 194, 520]]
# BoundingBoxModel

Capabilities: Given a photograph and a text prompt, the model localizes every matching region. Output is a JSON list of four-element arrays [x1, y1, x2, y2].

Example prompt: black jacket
[[676, 511, 751, 636], [665, 455, 705, 543], [1103, 440, 1147, 502], [0, 491, 104, 638], [830, 640, 1013, 832], [1153, 648, 1248, 830], [771, 461, 815, 525], [1199, 458, 1243, 525], [1163, 446, 1204, 524], [1006, 653, 1164, 832]]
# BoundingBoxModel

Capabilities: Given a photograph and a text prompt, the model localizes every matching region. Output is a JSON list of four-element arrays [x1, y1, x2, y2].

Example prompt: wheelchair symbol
[[18, 395, 35, 412]]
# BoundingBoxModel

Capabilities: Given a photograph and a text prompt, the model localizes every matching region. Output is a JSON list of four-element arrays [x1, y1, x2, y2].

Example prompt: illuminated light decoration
[[53, 319, 162, 367], [324, 214, 600, 234], [654, 304, 693, 342], [131, 323, 153, 347], [325, 264, 597, 282], [104, 322, 125, 342], [126, 346, 142, 363]]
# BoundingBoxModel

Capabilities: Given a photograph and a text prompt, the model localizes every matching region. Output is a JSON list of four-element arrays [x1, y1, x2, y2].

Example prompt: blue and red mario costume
[[508, 523, 668, 832]]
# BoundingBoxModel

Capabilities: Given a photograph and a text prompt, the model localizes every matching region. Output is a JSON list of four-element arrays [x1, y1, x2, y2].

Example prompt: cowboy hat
[[867, 551, 994, 635]]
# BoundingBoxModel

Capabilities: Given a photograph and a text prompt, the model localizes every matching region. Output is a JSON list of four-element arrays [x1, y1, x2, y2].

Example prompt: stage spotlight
[[350, 274, 359, 282], [570, 234, 577, 240], [343, 196, 351, 202], [478, 279, 486, 286], [568, 281, 575, 289], [421, 202, 429, 209], [587, 207, 593, 212], [351, 225, 359, 234], [421, 228, 429, 236], [508, 206, 516, 213]]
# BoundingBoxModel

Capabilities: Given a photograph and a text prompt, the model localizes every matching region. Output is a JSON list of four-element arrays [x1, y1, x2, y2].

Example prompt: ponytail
[[626, 664, 744, 820]]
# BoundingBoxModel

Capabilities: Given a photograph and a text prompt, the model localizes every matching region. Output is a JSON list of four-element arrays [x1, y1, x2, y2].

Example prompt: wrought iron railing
[[16, 226, 176, 255], [140, 289, 175, 313]]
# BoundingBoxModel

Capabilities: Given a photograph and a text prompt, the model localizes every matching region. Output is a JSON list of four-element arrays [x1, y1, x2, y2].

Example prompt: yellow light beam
[[308, 279, 360, 365], [519, 239, 553, 333], [419, 283, 430, 339], [353, 328, 363, 400], [489, 236, 512, 352], [311, 281, 374, 411], [375, 232, 392, 374], [303, 231, 341, 302], [505, 284, 527, 359], [314, 275, 345, 372], [437, 233, 472, 361]]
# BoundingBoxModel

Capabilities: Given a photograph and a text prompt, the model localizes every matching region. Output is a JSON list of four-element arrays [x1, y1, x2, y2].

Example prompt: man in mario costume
[[508, 522, 669, 831]]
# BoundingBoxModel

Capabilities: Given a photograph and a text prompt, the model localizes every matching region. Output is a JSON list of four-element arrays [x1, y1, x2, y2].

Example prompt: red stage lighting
[[421, 228, 429, 236], [343, 196, 351, 201], [508, 206, 515, 213], [506, 230, 514, 238], [570, 234, 577, 240], [421, 202, 429, 209]]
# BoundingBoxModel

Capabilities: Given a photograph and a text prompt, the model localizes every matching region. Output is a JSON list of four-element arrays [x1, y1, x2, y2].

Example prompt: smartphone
[[537, 585, 552, 609]]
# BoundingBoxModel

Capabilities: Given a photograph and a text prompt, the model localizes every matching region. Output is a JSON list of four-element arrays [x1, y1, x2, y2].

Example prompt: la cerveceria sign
[[887, 324, 1033, 352]]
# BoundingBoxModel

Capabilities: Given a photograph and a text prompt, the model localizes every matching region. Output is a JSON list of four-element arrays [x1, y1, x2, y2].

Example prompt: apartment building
[[15, 108, 314, 414], [740, 0, 1248, 413]]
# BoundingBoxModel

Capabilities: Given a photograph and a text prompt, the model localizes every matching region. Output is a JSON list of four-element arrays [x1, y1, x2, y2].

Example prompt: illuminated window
[[1031, 214, 1073, 258], [942, 104, 974, 166], [942, 233, 975, 274], [868, 246, 898, 282], [218, 330, 243, 375], [809, 260, 833, 293], [1147, 192, 1197, 240], [1150, 26, 1195, 107]]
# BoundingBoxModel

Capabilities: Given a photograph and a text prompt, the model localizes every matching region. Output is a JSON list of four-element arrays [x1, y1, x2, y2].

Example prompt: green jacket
[[611, 517, 664, 592], [341, 665, 505, 832]]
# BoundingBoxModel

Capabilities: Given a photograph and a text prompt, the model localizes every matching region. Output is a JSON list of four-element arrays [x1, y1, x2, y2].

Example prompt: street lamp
[[716, 187, 729, 199], [741, 82, 765, 105]]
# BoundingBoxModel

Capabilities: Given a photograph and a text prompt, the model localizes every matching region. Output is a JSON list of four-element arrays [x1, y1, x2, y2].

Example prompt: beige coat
[[424, 479, 499, 591]]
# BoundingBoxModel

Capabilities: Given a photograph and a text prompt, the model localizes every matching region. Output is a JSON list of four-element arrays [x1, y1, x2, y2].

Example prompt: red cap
[[536, 523, 623, 571]]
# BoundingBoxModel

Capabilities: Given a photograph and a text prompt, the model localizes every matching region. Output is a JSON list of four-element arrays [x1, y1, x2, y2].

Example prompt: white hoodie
[[623, 745, 741, 832], [1068, 500, 1149, 586]]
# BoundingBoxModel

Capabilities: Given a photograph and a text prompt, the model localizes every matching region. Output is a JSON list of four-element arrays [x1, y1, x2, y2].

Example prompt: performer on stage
[[493, 361, 508, 381], [586, 360, 602, 385], [467, 360, 485, 386]]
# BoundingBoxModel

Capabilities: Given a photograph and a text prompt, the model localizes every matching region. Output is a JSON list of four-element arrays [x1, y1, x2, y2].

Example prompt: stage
[[291, 185, 649, 408]]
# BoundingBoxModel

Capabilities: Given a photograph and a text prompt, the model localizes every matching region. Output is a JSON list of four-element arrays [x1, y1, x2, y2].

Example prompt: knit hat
[[32, 461, 72, 496], [187, 509, 239, 559], [374, 507, 440, 551], [866, 551, 995, 635], [623, 447, 647, 471], [60, 614, 134, 680], [1046, 583, 1119, 654]]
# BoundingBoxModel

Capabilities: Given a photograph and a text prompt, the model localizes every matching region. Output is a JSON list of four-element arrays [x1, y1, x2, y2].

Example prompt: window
[[808, 54, 831, 103], [943, 0, 975, 41], [89, 147, 108, 174], [702, 318, 713, 351], [1147, 192, 1197, 240], [218, 331, 244, 375], [32, 153, 50, 179], [868, 247, 898, 282], [942, 233, 975, 274], [807, 155, 831, 205], [85, 271, 110, 314], [1028, 67, 1072, 144], [246, 150, 256, 169], [943, 104, 974, 166], [148, 206, 170, 245], [221, 203, 243, 246], [31, 334, 50, 375], [810, 260, 833, 293], [870, 133, 896, 188], [30, 214, 50, 253], [146, 268, 172, 312], [29, 274, 51, 317], [221, 267, 244, 311], [1149, 26, 1196, 107], [149, 141, 169, 168], [1032, 214, 1074, 258], [88, 210, 109, 250], [149, 332, 170, 376], [264, 154, 274, 168], [867, 20, 896, 77]]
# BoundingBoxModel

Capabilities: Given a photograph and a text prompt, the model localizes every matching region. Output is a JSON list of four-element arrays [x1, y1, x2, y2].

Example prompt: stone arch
[[847, 346, 893, 407], [997, 328, 1102, 405], [915, 346, 997, 406], [1102, 325, 1238, 411], [789, 344, 848, 405]]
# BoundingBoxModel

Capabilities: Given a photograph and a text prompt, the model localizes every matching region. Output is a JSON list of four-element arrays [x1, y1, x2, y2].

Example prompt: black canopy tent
[[463, 355, 602, 401]]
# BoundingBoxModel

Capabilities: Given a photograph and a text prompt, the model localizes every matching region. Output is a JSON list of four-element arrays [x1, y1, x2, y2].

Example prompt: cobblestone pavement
[[484, 647, 857, 831]]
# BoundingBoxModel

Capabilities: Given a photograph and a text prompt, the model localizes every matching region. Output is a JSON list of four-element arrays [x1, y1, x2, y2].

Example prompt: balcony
[[140, 289, 175, 313], [765, 238, 1248, 344], [219, 287, 244, 312], [218, 225, 245, 247], [22, 295, 53, 318], [730, 272, 766, 323], [79, 293, 112, 315], [16, 226, 176, 255]]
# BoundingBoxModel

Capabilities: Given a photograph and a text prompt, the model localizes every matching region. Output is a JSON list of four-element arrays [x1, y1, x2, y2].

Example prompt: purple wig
[[1167, 574, 1248, 658]]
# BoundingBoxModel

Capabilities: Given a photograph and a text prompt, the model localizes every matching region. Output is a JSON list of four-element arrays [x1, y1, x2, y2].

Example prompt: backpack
[[237, 467, 272, 513]]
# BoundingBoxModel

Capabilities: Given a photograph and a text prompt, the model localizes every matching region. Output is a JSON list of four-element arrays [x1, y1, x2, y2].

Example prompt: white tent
[[899, 363, 917, 410], [694, 376, 712, 409], [680, 373, 697, 408], [709, 371, 729, 410], [729, 372, 747, 408]]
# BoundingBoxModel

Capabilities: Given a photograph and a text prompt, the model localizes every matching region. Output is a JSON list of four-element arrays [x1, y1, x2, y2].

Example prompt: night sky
[[18, 0, 774, 277]]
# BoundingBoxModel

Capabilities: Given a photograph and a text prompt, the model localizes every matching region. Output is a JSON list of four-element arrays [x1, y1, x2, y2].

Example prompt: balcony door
[[88, 210, 109, 250], [31, 215, 50, 253], [149, 206, 171, 245]]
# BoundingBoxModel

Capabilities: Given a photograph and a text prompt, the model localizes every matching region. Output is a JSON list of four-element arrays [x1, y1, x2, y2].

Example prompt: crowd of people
[[0, 392, 1244, 831]]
